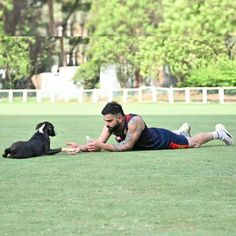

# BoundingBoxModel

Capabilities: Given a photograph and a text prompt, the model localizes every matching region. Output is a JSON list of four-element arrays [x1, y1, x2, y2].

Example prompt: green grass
[[0, 101, 236, 115], [0, 103, 236, 235]]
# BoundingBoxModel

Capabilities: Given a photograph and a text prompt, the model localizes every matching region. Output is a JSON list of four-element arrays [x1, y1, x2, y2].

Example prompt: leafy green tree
[[157, 0, 236, 37], [0, 0, 91, 36], [0, 37, 33, 88], [2, 0, 236, 88], [87, 0, 162, 36], [73, 36, 141, 88], [138, 36, 227, 84], [0, 0, 13, 35], [29, 37, 59, 74], [142, 0, 236, 85], [79, 0, 236, 87], [186, 56, 236, 87], [0, 0, 47, 36]]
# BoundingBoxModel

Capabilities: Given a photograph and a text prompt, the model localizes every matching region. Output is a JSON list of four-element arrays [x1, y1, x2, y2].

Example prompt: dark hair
[[101, 101, 125, 116]]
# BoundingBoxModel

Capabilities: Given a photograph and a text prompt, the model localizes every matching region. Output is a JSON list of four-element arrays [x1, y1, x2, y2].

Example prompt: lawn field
[[0, 103, 236, 236]]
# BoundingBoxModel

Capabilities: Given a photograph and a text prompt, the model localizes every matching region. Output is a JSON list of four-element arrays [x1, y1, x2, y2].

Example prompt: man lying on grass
[[62, 101, 233, 154]]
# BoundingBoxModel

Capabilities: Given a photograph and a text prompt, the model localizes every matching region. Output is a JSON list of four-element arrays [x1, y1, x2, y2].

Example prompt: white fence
[[0, 86, 236, 103]]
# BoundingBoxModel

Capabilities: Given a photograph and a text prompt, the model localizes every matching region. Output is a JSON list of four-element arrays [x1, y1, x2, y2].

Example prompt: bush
[[73, 61, 100, 89], [186, 57, 236, 87]]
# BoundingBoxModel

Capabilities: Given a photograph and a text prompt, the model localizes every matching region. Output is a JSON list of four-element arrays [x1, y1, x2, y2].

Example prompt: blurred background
[[0, 0, 235, 99]]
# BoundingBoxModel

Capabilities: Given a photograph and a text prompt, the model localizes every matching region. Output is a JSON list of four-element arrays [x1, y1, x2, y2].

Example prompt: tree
[[87, 0, 162, 36], [157, 0, 236, 37], [29, 37, 58, 75], [138, 36, 227, 84], [0, 0, 12, 35], [0, 37, 34, 88], [186, 56, 236, 87], [73, 36, 141, 88], [78, 0, 236, 87], [1, 0, 47, 36], [0, 0, 91, 36]]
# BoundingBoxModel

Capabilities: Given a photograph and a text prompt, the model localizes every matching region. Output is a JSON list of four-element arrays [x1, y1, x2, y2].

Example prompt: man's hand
[[86, 140, 101, 152]]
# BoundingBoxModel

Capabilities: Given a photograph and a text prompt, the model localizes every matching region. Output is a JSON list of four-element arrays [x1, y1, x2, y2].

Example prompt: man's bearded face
[[107, 122, 120, 133], [103, 114, 123, 133]]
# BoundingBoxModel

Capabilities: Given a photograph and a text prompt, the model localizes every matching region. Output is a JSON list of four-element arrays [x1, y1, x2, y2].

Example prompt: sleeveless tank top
[[115, 114, 162, 150]]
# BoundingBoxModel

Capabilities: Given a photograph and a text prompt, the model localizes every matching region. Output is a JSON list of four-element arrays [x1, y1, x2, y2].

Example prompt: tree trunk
[[134, 69, 142, 88], [59, 37, 67, 66], [47, 0, 55, 36], [3, 0, 24, 35]]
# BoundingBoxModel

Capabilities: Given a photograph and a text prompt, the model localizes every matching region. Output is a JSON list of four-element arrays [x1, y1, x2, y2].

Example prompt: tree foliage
[[186, 56, 236, 87], [87, 0, 162, 36], [1, 0, 236, 88], [0, 0, 91, 36], [73, 36, 140, 87], [0, 37, 34, 88], [75, 0, 236, 87], [0, 0, 46, 36]]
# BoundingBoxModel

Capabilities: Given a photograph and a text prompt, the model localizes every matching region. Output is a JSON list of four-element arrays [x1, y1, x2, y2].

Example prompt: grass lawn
[[0, 102, 236, 235]]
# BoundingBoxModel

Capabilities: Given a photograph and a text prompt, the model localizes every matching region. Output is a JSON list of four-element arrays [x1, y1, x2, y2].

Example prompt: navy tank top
[[115, 114, 162, 150]]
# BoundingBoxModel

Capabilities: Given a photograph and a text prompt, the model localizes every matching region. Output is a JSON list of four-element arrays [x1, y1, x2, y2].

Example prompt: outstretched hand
[[62, 140, 102, 153]]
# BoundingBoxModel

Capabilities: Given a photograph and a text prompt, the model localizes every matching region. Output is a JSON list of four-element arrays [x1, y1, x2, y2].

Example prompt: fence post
[[22, 89, 27, 102], [219, 88, 224, 104], [36, 90, 42, 103], [168, 87, 174, 103], [138, 88, 142, 102], [92, 89, 98, 103], [77, 88, 83, 103], [8, 90, 13, 103], [202, 88, 207, 103], [185, 88, 190, 103], [108, 90, 113, 102], [50, 92, 55, 103], [123, 89, 128, 103], [64, 94, 70, 103], [151, 86, 157, 102]]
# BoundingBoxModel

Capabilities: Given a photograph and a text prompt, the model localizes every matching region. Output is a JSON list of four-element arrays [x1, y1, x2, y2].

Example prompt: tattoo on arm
[[113, 116, 144, 151]]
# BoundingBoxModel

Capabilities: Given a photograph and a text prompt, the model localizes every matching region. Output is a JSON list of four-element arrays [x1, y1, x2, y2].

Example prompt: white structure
[[99, 64, 120, 90], [39, 66, 79, 99]]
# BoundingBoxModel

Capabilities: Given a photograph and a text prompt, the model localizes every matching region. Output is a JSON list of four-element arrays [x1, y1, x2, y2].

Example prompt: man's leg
[[187, 123, 233, 148]]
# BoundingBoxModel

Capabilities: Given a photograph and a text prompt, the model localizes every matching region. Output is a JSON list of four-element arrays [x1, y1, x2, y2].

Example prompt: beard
[[107, 123, 120, 133]]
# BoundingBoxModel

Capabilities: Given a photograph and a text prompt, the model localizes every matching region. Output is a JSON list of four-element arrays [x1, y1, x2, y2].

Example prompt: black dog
[[2, 121, 62, 159]]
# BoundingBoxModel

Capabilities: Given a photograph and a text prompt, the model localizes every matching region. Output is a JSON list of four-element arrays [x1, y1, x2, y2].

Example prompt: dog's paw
[[62, 147, 80, 155]]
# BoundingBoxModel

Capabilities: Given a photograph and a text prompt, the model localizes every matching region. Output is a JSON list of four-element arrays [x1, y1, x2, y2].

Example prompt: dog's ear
[[36, 121, 56, 136], [37, 123, 46, 133], [36, 122, 44, 130]]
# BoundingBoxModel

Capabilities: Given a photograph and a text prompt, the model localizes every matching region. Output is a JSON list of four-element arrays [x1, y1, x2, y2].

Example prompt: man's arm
[[62, 125, 112, 154], [88, 116, 145, 152], [97, 125, 112, 143]]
